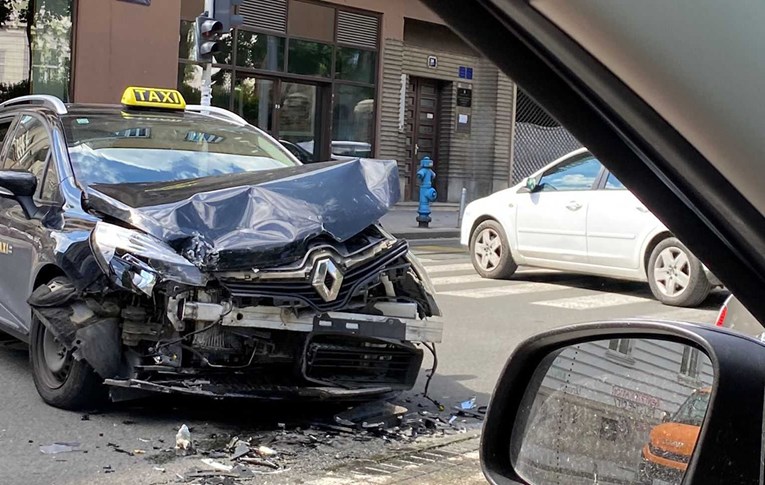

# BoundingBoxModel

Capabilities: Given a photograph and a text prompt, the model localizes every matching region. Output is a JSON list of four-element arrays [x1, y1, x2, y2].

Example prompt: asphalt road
[[0, 239, 726, 485]]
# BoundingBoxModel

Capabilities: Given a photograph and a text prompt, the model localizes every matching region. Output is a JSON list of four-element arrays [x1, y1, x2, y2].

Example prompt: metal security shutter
[[240, 0, 288, 34], [336, 11, 379, 49], [512, 90, 583, 183]]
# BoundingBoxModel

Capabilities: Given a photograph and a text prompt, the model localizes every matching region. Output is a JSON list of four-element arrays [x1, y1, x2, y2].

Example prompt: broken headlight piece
[[90, 222, 207, 290]]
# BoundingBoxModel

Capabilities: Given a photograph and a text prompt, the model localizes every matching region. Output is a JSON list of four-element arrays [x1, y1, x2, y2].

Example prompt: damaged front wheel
[[30, 314, 105, 410]]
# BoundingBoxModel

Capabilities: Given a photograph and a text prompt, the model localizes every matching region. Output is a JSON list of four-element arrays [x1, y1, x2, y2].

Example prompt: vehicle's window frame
[[535, 154, 605, 192], [598, 170, 627, 191], [0, 115, 18, 160], [1, 112, 62, 204]]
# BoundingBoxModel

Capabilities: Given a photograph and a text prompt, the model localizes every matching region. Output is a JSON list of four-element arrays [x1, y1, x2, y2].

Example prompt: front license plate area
[[313, 315, 406, 340]]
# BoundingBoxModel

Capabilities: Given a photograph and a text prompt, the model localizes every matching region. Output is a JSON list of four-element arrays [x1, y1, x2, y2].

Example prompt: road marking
[[438, 281, 571, 298], [425, 263, 476, 274], [431, 273, 484, 286], [532, 293, 650, 310]]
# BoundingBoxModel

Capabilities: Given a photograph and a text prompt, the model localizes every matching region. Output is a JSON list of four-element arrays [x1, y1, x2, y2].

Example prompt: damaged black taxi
[[0, 87, 442, 409]]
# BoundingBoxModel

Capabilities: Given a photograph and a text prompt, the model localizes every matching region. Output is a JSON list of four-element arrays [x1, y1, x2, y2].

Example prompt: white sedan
[[460, 148, 719, 307]]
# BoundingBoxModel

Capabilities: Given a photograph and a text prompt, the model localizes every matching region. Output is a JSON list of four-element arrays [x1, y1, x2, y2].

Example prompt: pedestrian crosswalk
[[413, 245, 720, 322]]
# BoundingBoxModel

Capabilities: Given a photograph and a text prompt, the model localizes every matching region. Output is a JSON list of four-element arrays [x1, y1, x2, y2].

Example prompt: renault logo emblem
[[311, 258, 344, 302]]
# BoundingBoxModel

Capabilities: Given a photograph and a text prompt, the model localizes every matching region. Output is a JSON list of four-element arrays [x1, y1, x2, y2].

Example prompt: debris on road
[[39, 442, 82, 454], [176, 424, 192, 453], [334, 400, 408, 429], [200, 458, 234, 472]]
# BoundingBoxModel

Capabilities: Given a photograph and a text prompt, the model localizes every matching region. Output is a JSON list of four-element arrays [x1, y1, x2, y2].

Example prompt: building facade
[[0, 0, 526, 202]]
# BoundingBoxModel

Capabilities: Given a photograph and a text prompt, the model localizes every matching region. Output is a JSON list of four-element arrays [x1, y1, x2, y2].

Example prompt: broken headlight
[[406, 252, 438, 297], [91, 222, 207, 292]]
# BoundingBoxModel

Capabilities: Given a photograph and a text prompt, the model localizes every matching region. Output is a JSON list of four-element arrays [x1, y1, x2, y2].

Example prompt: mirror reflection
[[511, 338, 714, 485]]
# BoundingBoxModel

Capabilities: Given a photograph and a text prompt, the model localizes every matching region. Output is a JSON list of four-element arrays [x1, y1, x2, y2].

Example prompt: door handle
[[566, 201, 582, 211], [636, 206, 649, 213]]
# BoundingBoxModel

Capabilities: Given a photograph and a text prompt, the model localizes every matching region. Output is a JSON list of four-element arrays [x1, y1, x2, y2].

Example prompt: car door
[[0, 114, 57, 334], [515, 154, 603, 264], [586, 171, 662, 271]]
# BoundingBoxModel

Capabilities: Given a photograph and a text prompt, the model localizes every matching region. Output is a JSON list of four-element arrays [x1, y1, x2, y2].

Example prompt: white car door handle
[[566, 201, 582, 211], [636, 206, 649, 213]]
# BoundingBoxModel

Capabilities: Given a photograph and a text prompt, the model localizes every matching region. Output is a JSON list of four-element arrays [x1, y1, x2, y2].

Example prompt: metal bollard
[[457, 187, 467, 228], [416, 156, 437, 228]]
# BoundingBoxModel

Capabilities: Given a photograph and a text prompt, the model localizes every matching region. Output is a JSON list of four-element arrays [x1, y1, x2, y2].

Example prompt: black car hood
[[85, 159, 400, 270]]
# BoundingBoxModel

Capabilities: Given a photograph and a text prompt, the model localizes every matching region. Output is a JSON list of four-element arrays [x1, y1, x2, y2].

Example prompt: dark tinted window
[[62, 112, 297, 186], [287, 39, 332, 77], [335, 48, 376, 84], [4, 115, 51, 185], [39, 159, 61, 202], [538, 156, 602, 191], [0, 119, 13, 149], [236, 31, 285, 71]]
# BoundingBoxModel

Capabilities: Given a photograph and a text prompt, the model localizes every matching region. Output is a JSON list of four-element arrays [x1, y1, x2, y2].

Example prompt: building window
[[287, 39, 332, 77], [236, 31, 284, 71], [335, 47, 376, 84], [0, 0, 74, 102], [608, 339, 631, 355], [680, 347, 701, 379], [177, 63, 232, 109], [332, 84, 374, 153], [178, 4, 380, 157]]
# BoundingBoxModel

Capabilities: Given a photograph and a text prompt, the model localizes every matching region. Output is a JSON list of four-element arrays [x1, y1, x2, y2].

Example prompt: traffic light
[[213, 0, 244, 32], [194, 15, 223, 63]]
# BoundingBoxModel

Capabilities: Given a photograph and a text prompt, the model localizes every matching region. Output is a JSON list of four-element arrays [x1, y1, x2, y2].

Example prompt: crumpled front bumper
[[105, 377, 399, 401]]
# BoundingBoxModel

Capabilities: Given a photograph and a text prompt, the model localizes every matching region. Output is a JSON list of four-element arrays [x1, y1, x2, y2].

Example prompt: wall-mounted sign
[[458, 66, 474, 80], [427, 56, 438, 68], [457, 88, 472, 108]]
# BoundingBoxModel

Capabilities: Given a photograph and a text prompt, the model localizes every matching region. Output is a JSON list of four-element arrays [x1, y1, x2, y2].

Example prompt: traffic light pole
[[201, 0, 215, 107]]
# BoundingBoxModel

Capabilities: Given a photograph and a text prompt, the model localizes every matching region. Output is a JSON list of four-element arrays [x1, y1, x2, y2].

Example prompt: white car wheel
[[647, 238, 710, 307], [470, 220, 517, 279]]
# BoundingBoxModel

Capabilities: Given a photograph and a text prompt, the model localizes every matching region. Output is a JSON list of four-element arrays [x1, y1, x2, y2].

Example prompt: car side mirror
[[0, 170, 40, 219], [525, 176, 538, 191], [481, 321, 765, 485]]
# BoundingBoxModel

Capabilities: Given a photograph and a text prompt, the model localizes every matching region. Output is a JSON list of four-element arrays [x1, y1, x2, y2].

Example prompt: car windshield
[[671, 391, 710, 426], [62, 113, 298, 186]]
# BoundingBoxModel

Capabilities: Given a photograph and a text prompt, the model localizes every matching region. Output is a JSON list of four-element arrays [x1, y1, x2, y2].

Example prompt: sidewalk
[[380, 203, 461, 240]]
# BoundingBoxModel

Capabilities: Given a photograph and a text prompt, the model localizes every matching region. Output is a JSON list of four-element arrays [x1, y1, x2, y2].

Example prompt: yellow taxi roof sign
[[121, 87, 186, 110]]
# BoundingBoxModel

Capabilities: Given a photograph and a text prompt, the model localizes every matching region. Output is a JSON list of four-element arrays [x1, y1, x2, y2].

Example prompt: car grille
[[219, 240, 409, 312], [649, 443, 690, 463], [304, 335, 423, 388]]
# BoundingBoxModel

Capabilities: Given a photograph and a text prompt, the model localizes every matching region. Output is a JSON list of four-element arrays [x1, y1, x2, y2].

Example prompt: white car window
[[605, 172, 626, 190], [538, 156, 602, 191]]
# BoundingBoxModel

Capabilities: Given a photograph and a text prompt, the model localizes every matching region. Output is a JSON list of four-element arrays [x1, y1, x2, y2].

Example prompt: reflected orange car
[[637, 388, 710, 484]]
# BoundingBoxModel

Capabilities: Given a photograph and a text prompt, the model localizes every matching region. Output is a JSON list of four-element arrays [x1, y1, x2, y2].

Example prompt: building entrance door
[[406, 77, 442, 200]]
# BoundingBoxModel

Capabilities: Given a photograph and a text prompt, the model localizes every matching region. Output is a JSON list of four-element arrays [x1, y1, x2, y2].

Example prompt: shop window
[[332, 84, 374, 153], [0, 0, 74, 102], [177, 64, 232, 109], [234, 75, 275, 133], [287, 39, 331, 77], [335, 48, 376, 84], [236, 31, 284, 71]]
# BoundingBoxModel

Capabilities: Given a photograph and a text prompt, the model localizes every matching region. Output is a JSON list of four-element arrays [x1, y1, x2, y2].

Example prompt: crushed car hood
[[85, 159, 400, 270]]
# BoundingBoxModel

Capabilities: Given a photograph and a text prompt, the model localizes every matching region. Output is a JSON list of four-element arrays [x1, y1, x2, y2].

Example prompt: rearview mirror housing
[[0, 170, 40, 219], [0, 170, 36, 197], [525, 177, 538, 191], [481, 321, 765, 484]]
